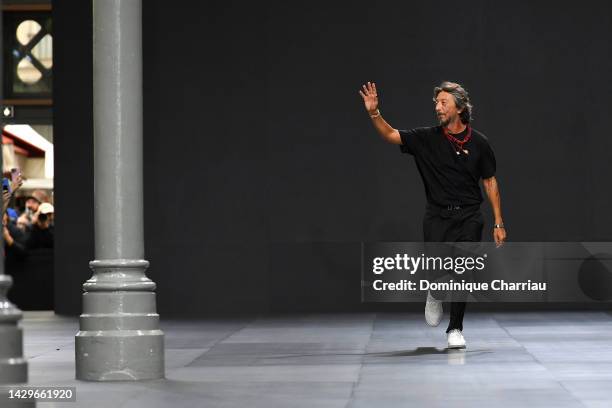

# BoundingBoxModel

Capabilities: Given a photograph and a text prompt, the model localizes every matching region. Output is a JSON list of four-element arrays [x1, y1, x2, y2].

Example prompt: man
[[24, 189, 49, 215], [16, 189, 50, 229], [358, 81, 506, 349], [26, 202, 54, 250]]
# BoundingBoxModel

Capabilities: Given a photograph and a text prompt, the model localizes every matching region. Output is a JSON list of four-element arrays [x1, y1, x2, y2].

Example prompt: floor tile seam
[[183, 314, 265, 366], [554, 380, 591, 408], [343, 313, 376, 408], [494, 314, 589, 407]]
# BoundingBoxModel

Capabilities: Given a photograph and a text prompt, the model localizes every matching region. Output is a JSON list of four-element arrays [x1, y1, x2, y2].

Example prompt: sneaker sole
[[425, 299, 442, 327]]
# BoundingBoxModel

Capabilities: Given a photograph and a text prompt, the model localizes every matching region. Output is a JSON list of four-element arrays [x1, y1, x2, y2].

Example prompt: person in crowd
[[2, 172, 24, 213], [26, 202, 54, 250], [3, 172, 28, 260], [19, 189, 50, 227], [3, 210, 27, 260]]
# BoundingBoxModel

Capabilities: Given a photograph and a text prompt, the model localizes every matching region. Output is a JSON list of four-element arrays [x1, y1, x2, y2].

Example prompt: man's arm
[[482, 176, 507, 247], [370, 112, 401, 145], [359, 82, 401, 145]]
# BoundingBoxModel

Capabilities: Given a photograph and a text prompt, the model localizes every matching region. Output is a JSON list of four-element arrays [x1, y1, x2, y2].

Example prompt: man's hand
[[494, 227, 507, 248], [358, 81, 379, 114], [2, 190, 10, 213], [10, 173, 23, 193], [359, 81, 401, 144], [32, 209, 40, 226]]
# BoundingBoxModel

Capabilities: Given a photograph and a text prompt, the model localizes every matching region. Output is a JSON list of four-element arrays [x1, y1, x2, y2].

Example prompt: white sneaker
[[447, 329, 466, 349], [425, 290, 443, 327]]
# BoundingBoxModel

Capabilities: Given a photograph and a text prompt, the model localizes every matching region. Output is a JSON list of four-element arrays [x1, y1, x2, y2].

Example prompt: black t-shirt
[[398, 125, 496, 207], [26, 224, 54, 250]]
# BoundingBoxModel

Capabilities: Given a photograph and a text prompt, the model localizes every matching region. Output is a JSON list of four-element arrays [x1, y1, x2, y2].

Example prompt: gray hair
[[433, 81, 473, 124]]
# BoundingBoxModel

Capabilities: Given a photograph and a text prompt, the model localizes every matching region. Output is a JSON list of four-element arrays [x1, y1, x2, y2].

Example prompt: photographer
[[25, 202, 54, 250], [21, 189, 50, 226]]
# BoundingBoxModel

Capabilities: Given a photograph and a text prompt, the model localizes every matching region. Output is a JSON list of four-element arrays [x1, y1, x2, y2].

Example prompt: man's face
[[434, 91, 462, 127], [26, 198, 40, 212]]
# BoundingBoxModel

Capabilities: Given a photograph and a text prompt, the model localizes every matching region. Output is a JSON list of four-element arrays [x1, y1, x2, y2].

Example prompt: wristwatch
[[493, 223, 505, 229]]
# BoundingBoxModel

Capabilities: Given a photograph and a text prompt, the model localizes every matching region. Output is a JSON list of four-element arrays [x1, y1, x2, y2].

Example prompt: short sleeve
[[479, 139, 496, 179], [398, 128, 426, 156]]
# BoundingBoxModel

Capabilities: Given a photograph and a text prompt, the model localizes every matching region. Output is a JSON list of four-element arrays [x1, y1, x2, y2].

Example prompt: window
[[3, 12, 53, 98]]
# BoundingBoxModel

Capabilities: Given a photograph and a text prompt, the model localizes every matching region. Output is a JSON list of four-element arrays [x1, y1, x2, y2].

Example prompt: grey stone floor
[[12, 310, 612, 407]]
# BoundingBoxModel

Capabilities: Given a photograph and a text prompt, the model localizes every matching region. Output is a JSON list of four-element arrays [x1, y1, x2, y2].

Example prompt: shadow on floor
[[379, 347, 492, 356], [261, 347, 493, 359]]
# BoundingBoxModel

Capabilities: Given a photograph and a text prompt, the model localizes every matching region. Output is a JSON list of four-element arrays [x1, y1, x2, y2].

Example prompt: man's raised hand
[[358, 81, 379, 113]]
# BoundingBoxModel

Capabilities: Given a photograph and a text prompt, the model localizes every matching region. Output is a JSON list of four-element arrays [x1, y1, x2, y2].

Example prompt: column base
[[0, 317, 32, 407], [0, 325, 27, 384], [75, 329, 164, 381], [0, 274, 29, 390], [0, 390, 35, 408], [0, 358, 27, 384], [75, 259, 165, 381]]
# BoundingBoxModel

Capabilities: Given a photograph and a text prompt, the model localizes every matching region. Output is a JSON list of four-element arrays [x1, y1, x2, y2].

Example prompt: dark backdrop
[[53, 0, 612, 316]]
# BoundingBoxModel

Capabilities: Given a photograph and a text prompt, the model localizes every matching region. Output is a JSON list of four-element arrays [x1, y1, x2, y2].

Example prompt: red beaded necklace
[[443, 124, 472, 155]]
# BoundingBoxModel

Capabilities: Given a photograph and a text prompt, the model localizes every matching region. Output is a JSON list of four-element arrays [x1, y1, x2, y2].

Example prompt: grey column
[[0, 3, 34, 406], [75, 0, 164, 381]]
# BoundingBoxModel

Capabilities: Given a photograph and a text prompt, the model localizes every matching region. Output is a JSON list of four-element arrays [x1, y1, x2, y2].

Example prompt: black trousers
[[422, 203, 484, 333]]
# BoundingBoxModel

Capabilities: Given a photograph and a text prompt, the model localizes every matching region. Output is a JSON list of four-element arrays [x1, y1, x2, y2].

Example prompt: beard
[[437, 114, 450, 127]]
